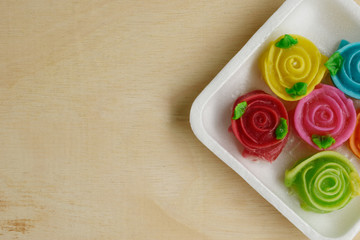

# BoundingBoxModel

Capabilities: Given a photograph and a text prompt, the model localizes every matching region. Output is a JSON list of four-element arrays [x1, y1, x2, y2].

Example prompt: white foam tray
[[190, 0, 360, 239]]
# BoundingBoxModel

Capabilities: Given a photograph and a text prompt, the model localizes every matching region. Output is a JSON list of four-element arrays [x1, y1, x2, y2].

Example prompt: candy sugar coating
[[260, 34, 328, 101], [350, 112, 360, 159], [230, 90, 289, 162], [285, 151, 360, 213], [294, 84, 356, 150], [327, 40, 360, 99]]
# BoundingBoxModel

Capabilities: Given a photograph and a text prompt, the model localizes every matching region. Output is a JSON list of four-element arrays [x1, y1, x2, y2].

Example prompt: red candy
[[231, 90, 289, 162]]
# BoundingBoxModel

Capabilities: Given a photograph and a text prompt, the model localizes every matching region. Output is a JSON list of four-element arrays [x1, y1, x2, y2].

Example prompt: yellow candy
[[259, 34, 328, 101]]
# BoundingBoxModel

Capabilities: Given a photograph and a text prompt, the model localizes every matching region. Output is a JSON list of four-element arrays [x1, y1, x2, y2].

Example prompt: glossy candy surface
[[350, 113, 360, 159], [230, 90, 289, 162], [294, 84, 356, 150], [260, 34, 328, 101], [285, 151, 360, 213], [328, 40, 360, 99]]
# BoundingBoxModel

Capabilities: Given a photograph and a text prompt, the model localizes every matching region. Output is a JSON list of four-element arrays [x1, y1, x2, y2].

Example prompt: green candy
[[285, 151, 360, 213]]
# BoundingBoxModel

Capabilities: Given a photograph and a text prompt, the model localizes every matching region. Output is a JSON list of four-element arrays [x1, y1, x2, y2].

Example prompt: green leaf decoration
[[275, 34, 298, 49], [232, 101, 247, 120], [285, 82, 308, 98], [275, 118, 288, 140], [312, 135, 336, 150], [324, 52, 344, 76]]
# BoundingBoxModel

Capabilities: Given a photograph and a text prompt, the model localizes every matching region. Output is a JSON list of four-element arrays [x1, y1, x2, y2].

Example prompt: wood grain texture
[[1, 0, 360, 239]]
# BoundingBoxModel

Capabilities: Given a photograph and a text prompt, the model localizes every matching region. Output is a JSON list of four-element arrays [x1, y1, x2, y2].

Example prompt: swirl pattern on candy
[[294, 84, 356, 150], [285, 151, 360, 213], [326, 40, 360, 99], [260, 34, 328, 101], [230, 90, 289, 162], [350, 113, 360, 159]]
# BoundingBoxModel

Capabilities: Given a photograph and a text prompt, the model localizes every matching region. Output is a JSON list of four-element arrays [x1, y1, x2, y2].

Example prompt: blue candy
[[329, 40, 360, 99]]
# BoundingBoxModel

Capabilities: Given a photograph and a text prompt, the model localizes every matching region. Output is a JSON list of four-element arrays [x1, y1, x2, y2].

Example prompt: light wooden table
[[1, 0, 360, 239]]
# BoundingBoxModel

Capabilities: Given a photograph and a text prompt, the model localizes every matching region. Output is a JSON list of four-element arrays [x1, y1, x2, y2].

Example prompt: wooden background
[[1, 0, 360, 239]]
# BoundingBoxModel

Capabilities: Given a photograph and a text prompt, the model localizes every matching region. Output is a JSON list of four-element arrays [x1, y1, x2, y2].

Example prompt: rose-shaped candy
[[350, 112, 360, 159], [260, 34, 328, 101], [326, 40, 360, 99], [230, 90, 289, 162], [285, 151, 360, 213], [294, 84, 356, 150]]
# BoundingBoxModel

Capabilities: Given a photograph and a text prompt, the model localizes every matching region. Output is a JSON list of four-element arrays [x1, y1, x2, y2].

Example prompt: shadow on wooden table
[[165, 2, 311, 238]]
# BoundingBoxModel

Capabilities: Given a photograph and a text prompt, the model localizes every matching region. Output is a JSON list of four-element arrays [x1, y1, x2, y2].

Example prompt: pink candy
[[294, 84, 356, 150]]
